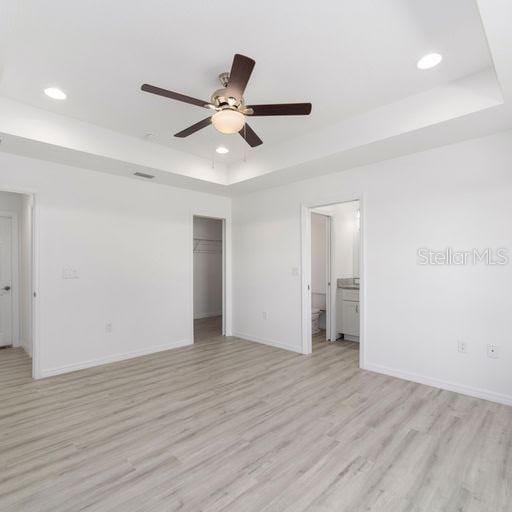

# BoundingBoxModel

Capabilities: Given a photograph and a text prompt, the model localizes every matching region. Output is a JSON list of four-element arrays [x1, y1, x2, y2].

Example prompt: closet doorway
[[192, 216, 225, 342]]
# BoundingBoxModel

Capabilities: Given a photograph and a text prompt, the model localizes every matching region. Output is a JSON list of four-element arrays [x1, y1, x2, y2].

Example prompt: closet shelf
[[193, 237, 222, 254]]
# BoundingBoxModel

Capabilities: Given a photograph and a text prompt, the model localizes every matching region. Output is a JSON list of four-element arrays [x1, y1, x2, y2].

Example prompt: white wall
[[193, 217, 222, 320], [334, 201, 359, 279], [311, 213, 327, 295], [315, 201, 360, 279], [0, 151, 231, 377], [0, 190, 32, 354], [232, 130, 512, 405], [0, 190, 23, 213]]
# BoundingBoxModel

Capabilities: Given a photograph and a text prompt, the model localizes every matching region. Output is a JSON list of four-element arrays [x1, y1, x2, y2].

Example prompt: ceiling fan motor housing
[[211, 86, 244, 111]]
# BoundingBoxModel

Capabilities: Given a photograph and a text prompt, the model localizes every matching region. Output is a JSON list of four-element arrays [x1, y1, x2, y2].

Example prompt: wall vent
[[134, 171, 155, 179]]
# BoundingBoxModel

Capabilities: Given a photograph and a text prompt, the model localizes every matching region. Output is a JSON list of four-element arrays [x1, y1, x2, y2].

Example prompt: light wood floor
[[0, 330, 511, 512], [193, 315, 222, 343]]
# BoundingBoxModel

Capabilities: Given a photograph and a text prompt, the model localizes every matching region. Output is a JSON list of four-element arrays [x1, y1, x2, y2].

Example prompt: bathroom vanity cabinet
[[336, 287, 360, 341]]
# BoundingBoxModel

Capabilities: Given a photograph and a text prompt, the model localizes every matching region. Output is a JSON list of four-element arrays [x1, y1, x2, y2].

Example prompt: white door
[[0, 216, 13, 347]]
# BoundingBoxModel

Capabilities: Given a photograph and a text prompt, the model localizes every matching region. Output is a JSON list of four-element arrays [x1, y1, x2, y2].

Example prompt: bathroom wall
[[314, 201, 360, 280], [311, 213, 327, 311]]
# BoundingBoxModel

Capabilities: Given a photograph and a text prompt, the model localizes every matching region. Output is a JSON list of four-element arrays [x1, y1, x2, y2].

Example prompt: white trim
[[232, 332, 303, 354], [324, 215, 333, 341], [222, 218, 227, 336], [364, 362, 512, 407], [189, 214, 195, 344], [300, 205, 312, 354], [11, 214, 19, 348], [224, 216, 232, 336], [39, 339, 192, 378], [31, 194, 40, 378], [194, 311, 222, 320]]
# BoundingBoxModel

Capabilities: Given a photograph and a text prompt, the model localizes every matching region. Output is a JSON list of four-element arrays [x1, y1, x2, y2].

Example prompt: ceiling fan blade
[[247, 103, 312, 116], [239, 123, 263, 147], [141, 84, 209, 108], [227, 54, 255, 97], [174, 117, 212, 138]]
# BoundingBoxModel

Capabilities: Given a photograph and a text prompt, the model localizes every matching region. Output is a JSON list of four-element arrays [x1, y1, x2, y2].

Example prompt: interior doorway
[[303, 199, 362, 359], [0, 190, 35, 367], [192, 215, 225, 343], [0, 214, 15, 347]]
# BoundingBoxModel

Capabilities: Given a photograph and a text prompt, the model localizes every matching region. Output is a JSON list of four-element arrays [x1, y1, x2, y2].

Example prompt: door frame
[[325, 215, 336, 342], [0, 211, 19, 347], [300, 195, 365, 368], [190, 213, 232, 342]]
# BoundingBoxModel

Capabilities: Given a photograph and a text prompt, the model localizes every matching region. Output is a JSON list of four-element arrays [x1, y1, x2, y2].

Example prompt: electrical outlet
[[105, 323, 113, 333], [262, 311, 268, 320], [62, 266, 79, 279], [457, 341, 468, 354], [487, 344, 499, 359]]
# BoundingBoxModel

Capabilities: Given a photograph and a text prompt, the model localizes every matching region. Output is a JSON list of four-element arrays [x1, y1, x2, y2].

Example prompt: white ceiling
[[0, 0, 492, 166], [1, 0, 511, 195]]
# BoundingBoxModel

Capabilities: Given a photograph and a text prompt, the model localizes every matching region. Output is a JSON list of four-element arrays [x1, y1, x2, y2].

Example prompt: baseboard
[[39, 339, 192, 379], [194, 312, 222, 320], [364, 362, 512, 407], [232, 332, 302, 354]]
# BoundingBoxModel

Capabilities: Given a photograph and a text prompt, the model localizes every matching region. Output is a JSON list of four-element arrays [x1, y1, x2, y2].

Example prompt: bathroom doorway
[[302, 199, 363, 359]]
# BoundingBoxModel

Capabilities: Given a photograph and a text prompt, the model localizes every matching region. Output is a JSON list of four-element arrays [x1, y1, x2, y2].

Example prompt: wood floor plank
[[0, 319, 511, 511]]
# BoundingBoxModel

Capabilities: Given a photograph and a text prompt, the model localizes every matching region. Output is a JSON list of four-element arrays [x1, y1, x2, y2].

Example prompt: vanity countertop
[[337, 278, 360, 290]]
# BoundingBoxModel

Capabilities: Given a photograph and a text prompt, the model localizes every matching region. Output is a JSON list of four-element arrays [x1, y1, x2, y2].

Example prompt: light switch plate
[[62, 266, 79, 279]]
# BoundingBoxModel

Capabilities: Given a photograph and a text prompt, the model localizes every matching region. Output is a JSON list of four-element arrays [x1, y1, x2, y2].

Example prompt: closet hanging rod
[[193, 237, 222, 242]]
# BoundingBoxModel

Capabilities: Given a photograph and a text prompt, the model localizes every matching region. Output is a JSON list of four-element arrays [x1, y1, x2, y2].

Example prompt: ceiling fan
[[141, 53, 312, 148]]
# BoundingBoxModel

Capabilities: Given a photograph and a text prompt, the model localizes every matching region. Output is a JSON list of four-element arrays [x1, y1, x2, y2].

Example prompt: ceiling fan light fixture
[[212, 110, 245, 134]]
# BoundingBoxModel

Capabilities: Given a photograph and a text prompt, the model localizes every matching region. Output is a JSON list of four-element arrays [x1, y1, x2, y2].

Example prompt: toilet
[[311, 308, 321, 335]]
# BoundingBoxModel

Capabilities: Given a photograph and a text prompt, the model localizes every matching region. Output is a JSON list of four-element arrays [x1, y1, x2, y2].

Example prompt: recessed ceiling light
[[44, 87, 67, 100], [216, 146, 229, 154], [417, 53, 443, 70]]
